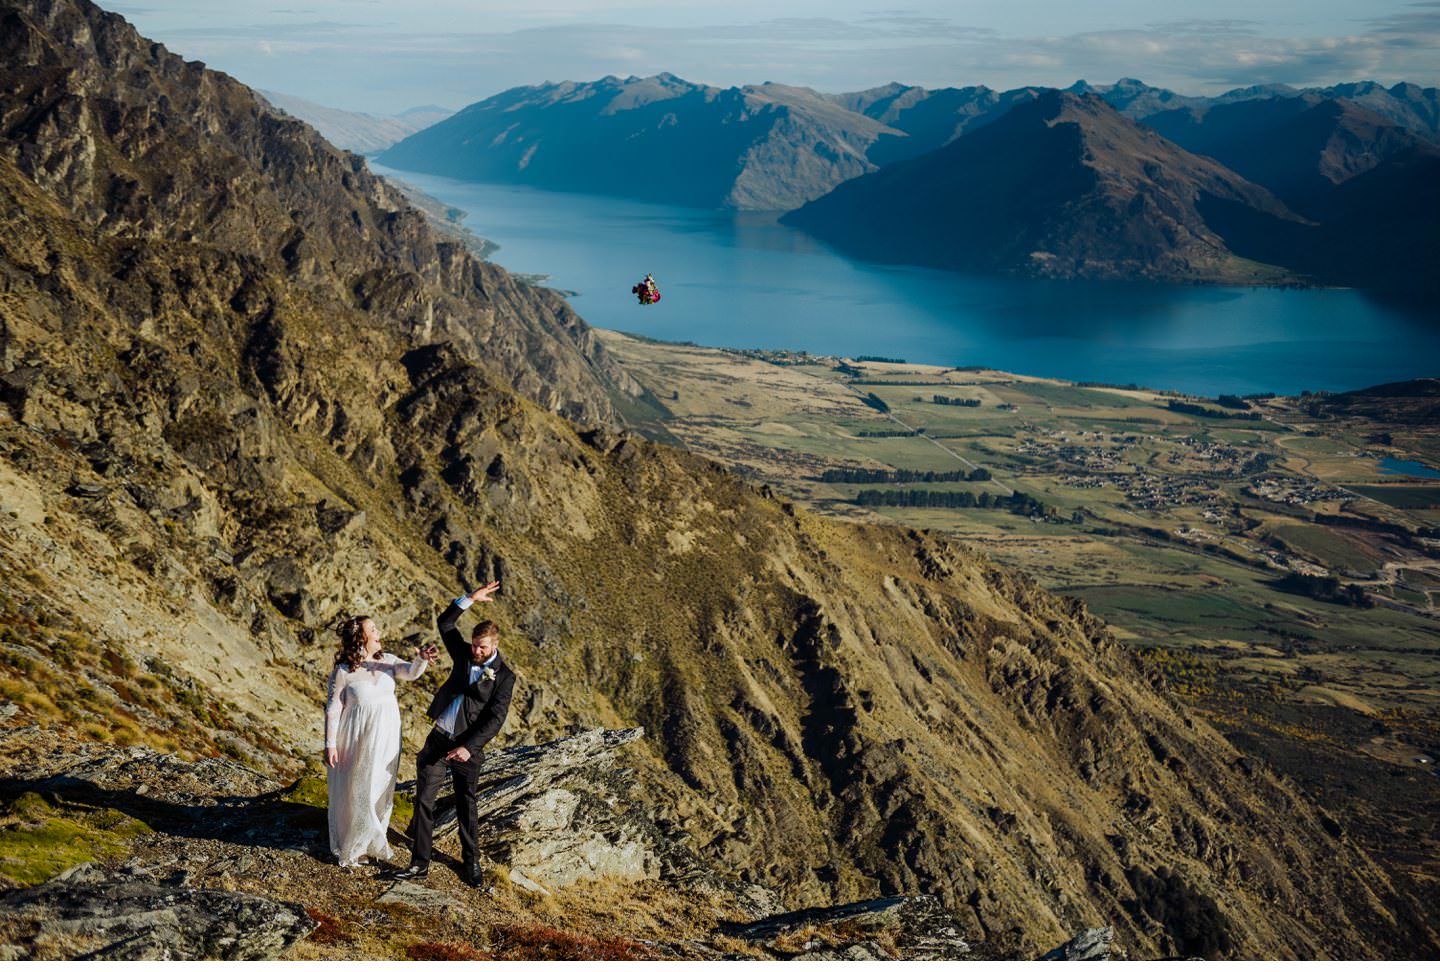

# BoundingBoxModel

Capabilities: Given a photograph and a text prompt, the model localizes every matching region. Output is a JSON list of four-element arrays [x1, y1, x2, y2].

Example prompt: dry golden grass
[[770, 919, 902, 958]]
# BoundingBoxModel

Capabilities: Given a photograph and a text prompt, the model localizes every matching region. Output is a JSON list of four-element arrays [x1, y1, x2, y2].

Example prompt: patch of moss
[[0, 792, 152, 886], [390, 791, 413, 831], [282, 777, 413, 833], [283, 775, 329, 809]]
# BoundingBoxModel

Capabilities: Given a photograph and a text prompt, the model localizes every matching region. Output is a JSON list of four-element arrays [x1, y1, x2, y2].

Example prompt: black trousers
[[410, 727, 482, 867]]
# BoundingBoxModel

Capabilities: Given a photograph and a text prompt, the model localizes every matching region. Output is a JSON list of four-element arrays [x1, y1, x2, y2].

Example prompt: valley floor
[[601, 328, 1440, 919]]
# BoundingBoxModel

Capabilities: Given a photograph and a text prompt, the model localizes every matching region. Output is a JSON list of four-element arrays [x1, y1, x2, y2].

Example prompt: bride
[[324, 616, 438, 867]]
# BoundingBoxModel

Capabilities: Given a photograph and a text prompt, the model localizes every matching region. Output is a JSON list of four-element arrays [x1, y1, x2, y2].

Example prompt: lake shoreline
[[374, 164, 1440, 400]]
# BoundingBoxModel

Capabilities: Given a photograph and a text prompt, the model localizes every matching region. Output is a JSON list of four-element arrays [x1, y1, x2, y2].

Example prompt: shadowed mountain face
[[1197, 142, 1440, 300], [379, 74, 903, 211], [782, 91, 1302, 283], [829, 83, 1049, 168], [1145, 96, 1431, 216], [2, 0, 1439, 959]]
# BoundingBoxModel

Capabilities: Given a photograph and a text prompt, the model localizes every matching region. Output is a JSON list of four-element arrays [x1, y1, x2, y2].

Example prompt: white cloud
[[115, 2, 1440, 114]]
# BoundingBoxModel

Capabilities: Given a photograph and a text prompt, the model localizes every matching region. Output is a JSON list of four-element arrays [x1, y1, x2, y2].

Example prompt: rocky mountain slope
[[782, 91, 1303, 283], [0, 0, 1436, 959], [378, 73, 904, 211], [259, 92, 453, 155], [0, 0, 633, 426]]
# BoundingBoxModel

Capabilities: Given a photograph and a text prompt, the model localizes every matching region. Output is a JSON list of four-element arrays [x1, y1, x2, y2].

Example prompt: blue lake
[[1378, 457, 1440, 479], [375, 166, 1440, 397]]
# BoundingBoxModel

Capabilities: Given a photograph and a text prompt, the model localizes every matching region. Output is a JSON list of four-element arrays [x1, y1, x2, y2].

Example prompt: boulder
[[0, 863, 314, 959], [396, 727, 661, 887], [1041, 926, 1116, 960]]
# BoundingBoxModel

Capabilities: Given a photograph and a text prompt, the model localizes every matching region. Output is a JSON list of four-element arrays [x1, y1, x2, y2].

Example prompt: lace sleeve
[[324, 665, 346, 749], [386, 652, 429, 682]]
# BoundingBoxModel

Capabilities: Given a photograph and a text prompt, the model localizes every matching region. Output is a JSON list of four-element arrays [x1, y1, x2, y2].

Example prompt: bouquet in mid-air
[[632, 273, 661, 305]]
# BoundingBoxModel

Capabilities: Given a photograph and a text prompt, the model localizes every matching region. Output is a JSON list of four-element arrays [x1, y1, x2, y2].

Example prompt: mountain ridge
[[380, 73, 903, 211], [376, 73, 1439, 214], [258, 90, 453, 154]]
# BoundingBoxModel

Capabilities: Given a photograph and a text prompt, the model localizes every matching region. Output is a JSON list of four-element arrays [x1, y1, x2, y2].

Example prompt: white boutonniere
[[482, 667, 498, 682]]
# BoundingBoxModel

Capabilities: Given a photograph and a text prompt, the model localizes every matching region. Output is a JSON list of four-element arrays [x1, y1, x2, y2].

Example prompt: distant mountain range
[[259, 91, 452, 154], [373, 73, 1439, 296], [1143, 95, 1433, 216], [378, 73, 902, 210]]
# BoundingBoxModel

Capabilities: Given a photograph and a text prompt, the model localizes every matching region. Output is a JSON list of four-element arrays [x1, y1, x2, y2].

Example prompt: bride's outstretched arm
[[394, 646, 433, 681]]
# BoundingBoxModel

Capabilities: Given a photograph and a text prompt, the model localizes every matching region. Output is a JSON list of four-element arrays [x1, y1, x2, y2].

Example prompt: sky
[[106, 0, 1440, 115]]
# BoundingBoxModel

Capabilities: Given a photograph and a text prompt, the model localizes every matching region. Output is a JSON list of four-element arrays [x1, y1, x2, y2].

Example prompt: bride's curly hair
[[334, 615, 372, 672]]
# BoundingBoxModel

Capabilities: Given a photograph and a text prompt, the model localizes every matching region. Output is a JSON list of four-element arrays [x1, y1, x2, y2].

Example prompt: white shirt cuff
[[454, 595, 474, 610]]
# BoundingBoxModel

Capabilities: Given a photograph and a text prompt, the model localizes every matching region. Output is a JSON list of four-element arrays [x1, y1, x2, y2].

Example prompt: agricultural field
[[603, 329, 1440, 713]]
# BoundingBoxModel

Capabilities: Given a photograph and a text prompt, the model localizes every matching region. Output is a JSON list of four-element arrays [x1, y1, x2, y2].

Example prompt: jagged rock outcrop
[[9, 733, 280, 806], [1041, 925, 1116, 961], [394, 727, 664, 887], [0, 862, 315, 959], [719, 894, 971, 960]]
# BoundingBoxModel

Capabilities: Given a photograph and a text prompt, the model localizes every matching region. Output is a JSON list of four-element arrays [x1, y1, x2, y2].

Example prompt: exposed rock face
[[0, 862, 315, 959], [0, 0, 1434, 961], [11, 739, 279, 807], [395, 727, 663, 887], [0, 0, 632, 426]]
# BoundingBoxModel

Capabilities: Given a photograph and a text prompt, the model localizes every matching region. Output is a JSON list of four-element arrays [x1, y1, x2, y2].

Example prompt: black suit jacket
[[427, 601, 517, 758]]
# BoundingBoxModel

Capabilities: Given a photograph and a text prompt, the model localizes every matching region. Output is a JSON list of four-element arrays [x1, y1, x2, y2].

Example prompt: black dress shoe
[[392, 862, 430, 881], [461, 864, 486, 889]]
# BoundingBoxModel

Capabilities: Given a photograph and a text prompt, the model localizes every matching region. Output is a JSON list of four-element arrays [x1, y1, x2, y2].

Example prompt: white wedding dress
[[324, 653, 427, 867]]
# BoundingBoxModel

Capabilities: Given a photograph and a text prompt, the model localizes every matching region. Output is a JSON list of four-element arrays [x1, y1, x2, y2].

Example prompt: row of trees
[[1273, 572, 1374, 608], [1166, 400, 1256, 420], [853, 488, 1058, 519], [821, 466, 991, 483], [928, 395, 981, 407]]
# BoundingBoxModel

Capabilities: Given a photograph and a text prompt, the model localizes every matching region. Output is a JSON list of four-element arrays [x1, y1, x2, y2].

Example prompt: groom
[[394, 580, 516, 887]]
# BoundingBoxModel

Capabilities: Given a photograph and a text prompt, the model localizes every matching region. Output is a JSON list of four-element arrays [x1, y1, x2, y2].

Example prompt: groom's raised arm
[[436, 581, 501, 664], [436, 595, 471, 664]]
